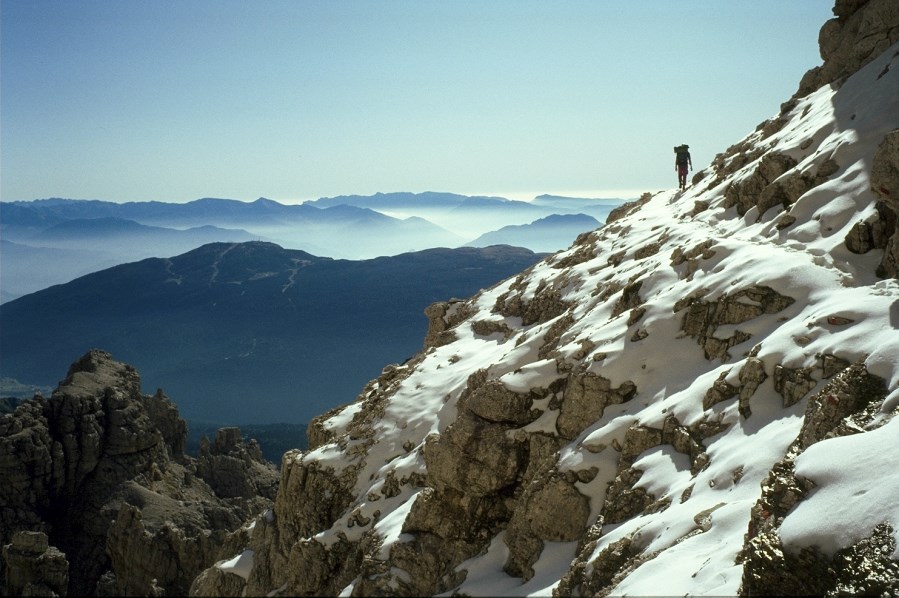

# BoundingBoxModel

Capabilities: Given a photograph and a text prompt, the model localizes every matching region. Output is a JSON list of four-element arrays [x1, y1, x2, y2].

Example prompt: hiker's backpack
[[674, 144, 690, 165]]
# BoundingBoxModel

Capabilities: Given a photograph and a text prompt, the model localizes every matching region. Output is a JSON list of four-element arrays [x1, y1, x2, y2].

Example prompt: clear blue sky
[[1, 0, 833, 203]]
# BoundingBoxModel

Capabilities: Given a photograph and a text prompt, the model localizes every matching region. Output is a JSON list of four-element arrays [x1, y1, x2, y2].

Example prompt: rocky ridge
[[191, 1, 899, 595], [0, 349, 278, 597]]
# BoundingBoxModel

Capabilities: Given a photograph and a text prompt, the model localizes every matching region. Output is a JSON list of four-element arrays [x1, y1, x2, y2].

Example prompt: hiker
[[674, 144, 692, 190]]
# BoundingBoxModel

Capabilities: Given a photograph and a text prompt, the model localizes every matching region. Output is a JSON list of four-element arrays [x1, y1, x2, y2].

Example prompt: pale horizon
[[2, 188, 647, 205], [1, 1, 833, 204]]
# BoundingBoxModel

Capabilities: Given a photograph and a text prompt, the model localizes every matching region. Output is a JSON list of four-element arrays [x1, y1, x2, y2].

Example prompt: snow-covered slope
[[192, 5, 899, 596]]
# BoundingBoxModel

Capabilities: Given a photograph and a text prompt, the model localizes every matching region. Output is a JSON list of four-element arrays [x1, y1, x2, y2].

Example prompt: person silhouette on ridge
[[674, 144, 692, 190]]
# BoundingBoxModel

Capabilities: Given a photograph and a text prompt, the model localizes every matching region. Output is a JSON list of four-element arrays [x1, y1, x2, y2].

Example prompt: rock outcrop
[[848, 129, 899, 277], [740, 363, 895, 595], [0, 349, 278, 597], [2, 532, 68, 597], [796, 0, 899, 96]]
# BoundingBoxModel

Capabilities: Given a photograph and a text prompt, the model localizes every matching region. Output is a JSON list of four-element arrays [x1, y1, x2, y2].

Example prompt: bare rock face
[[740, 363, 894, 595], [675, 286, 795, 361], [0, 349, 278, 597], [710, 0, 897, 220], [723, 153, 840, 220], [797, 0, 899, 96], [504, 474, 591, 579], [723, 152, 798, 217], [423, 299, 474, 348], [605, 192, 653, 224], [870, 130, 899, 277], [2, 532, 68, 597], [556, 372, 636, 440], [493, 276, 572, 326], [196, 428, 279, 500], [845, 130, 899, 278]]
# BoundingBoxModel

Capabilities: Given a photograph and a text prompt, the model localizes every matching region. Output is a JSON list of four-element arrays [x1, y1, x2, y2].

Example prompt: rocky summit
[[0, 349, 278, 597], [190, 1, 899, 596]]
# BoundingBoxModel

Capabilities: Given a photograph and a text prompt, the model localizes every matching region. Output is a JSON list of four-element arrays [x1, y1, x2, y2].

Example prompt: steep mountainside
[[0, 243, 545, 424], [192, 2, 899, 595]]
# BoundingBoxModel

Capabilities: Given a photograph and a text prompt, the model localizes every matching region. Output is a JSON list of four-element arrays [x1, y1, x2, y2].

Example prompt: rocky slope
[[190, 1, 899, 595], [0, 350, 279, 597]]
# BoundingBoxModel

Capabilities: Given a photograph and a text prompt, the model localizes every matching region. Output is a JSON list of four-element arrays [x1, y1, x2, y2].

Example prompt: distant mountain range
[[306, 191, 623, 237], [0, 193, 625, 302], [466, 213, 601, 253], [0, 195, 465, 261], [0, 241, 545, 425]]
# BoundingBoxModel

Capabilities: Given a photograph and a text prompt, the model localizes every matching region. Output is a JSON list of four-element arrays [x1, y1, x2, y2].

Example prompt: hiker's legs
[[677, 165, 688, 189]]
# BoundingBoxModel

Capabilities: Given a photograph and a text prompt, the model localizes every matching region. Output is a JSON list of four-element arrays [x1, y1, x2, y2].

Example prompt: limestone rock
[[196, 427, 279, 500], [605, 192, 653, 223], [2, 532, 68, 597], [493, 284, 571, 326], [723, 152, 798, 217], [424, 299, 473, 348], [557, 373, 636, 440], [797, 0, 899, 96], [872, 130, 899, 205], [844, 129, 899, 279], [671, 239, 716, 281], [722, 151, 838, 221], [424, 413, 526, 497], [738, 357, 769, 418], [676, 286, 795, 361], [0, 350, 278, 597], [773, 365, 818, 408], [740, 364, 893, 594], [870, 130, 899, 277], [797, 362, 888, 449], [611, 280, 644, 318], [504, 475, 591, 579], [464, 378, 541, 426], [577, 535, 644, 596]]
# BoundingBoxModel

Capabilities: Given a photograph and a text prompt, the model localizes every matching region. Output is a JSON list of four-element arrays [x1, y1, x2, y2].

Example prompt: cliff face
[[192, 2, 899, 596], [0, 349, 279, 597]]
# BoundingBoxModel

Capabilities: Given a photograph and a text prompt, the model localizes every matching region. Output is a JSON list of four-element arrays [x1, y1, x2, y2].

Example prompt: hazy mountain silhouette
[[0, 241, 546, 425], [306, 191, 624, 237], [306, 191, 510, 210], [1, 196, 436, 231], [466, 213, 601, 253], [41, 217, 262, 245], [0, 217, 263, 301], [530, 193, 625, 214], [0, 193, 622, 301], [0, 198, 468, 299], [0, 239, 119, 301]]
